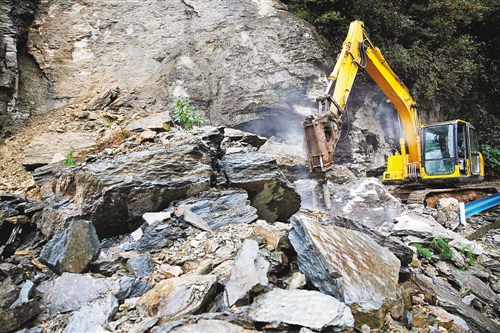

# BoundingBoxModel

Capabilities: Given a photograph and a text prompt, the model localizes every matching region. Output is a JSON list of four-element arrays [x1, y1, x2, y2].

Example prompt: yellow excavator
[[302, 21, 487, 203]]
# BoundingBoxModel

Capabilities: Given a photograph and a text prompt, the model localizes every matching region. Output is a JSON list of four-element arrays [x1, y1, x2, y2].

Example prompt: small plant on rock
[[431, 236, 453, 260], [413, 243, 433, 259], [459, 243, 481, 268], [174, 98, 204, 130], [63, 147, 76, 167]]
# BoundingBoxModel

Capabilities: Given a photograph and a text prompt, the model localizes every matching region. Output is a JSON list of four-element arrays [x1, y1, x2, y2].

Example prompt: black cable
[[339, 105, 350, 142]]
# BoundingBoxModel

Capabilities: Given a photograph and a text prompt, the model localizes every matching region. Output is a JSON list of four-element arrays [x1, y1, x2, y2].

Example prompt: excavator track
[[400, 184, 500, 206]]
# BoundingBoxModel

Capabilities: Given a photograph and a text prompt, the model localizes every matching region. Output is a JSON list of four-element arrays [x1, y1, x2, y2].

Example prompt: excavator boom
[[303, 20, 484, 187], [303, 20, 420, 175]]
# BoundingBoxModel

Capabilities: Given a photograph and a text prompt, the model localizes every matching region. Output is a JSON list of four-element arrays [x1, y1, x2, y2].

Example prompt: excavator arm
[[302, 21, 421, 180]]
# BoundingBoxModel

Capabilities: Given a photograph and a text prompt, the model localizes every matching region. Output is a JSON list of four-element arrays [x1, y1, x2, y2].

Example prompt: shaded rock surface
[[39, 219, 100, 274]]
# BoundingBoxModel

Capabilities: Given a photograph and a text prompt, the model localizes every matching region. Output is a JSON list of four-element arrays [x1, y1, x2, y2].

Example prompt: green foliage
[[118, 130, 129, 141], [430, 237, 453, 260], [63, 147, 76, 167], [412, 243, 432, 259], [174, 98, 204, 130], [459, 243, 481, 267]]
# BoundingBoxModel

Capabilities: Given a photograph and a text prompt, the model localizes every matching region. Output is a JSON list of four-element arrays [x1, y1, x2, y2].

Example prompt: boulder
[[0, 300, 41, 333], [289, 211, 401, 329], [114, 276, 153, 301], [126, 254, 155, 278], [220, 146, 301, 222], [136, 274, 218, 322], [39, 219, 100, 274], [0, 277, 19, 309], [38, 273, 116, 313], [327, 178, 402, 228], [224, 239, 270, 307], [39, 127, 222, 238], [248, 289, 354, 331], [172, 188, 258, 230]]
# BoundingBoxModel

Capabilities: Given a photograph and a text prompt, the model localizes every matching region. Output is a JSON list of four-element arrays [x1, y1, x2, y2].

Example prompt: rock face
[[23, 0, 331, 133], [0, 0, 45, 139]]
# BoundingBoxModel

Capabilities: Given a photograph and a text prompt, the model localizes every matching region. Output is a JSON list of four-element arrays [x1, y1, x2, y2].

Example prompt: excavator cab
[[421, 120, 484, 183]]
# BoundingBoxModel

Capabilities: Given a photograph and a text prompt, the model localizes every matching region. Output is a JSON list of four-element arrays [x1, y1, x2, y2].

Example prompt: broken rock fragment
[[136, 274, 218, 322], [224, 239, 270, 307], [39, 219, 100, 274]]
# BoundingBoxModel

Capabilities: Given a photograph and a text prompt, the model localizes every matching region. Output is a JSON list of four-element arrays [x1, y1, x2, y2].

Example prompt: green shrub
[[63, 147, 76, 167], [174, 98, 204, 130]]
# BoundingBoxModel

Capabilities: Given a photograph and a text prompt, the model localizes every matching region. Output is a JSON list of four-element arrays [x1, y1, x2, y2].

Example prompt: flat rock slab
[[170, 319, 257, 333], [126, 111, 172, 132], [65, 293, 118, 333], [137, 274, 218, 322], [173, 188, 258, 230], [289, 211, 400, 328], [23, 132, 95, 170], [38, 273, 116, 313], [248, 289, 354, 331]]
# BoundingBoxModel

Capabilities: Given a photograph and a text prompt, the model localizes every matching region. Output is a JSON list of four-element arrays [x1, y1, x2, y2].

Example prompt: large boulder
[[289, 210, 401, 329]]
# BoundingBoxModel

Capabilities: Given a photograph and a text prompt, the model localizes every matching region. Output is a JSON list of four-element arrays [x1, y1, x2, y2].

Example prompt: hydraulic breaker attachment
[[302, 112, 341, 173]]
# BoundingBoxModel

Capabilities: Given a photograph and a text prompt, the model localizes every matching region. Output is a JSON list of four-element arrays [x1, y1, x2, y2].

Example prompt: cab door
[[467, 125, 481, 176]]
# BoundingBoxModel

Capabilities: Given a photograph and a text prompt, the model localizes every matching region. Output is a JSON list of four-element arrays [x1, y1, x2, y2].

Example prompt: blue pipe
[[463, 192, 500, 219]]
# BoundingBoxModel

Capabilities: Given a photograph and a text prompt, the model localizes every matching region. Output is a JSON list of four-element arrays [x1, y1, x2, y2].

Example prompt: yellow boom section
[[302, 21, 421, 175], [331, 21, 420, 164]]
